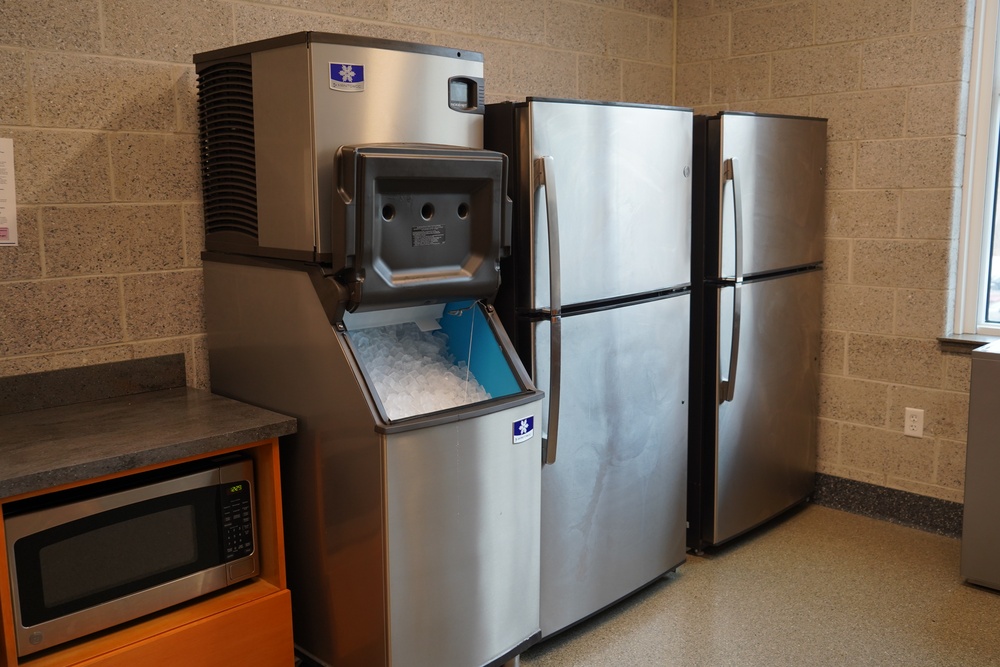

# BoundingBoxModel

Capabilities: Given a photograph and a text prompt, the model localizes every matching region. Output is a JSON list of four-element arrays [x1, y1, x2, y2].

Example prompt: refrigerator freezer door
[[714, 270, 821, 545], [531, 294, 688, 637], [525, 100, 692, 309], [717, 113, 826, 278]]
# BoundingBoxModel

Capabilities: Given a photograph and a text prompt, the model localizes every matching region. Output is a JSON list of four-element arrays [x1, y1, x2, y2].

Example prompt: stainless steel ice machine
[[195, 32, 543, 667]]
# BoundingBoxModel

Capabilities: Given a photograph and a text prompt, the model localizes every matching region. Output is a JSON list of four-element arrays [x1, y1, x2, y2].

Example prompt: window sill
[[938, 333, 1000, 354]]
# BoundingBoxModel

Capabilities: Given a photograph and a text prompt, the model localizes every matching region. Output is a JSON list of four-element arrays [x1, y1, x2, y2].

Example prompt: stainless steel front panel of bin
[[962, 340, 1000, 590]]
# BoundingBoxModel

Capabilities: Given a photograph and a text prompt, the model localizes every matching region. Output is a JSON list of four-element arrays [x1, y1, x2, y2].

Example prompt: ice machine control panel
[[448, 76, 485, 114]]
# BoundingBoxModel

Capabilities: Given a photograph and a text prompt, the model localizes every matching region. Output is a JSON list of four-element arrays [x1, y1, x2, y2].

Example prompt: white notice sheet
[[0, 138, 17, 246]]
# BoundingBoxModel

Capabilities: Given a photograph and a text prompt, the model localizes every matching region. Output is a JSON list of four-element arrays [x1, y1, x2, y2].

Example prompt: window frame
[[956, 0, 1000, 336]]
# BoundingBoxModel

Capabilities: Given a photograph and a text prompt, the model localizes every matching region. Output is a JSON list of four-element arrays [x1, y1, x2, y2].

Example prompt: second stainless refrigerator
[[486, 98, 691, 638], [689, 111, 827, 551]]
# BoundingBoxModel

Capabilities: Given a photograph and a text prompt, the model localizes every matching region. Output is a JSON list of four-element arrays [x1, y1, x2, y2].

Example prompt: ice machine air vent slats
[[197, 61, 258, 242]]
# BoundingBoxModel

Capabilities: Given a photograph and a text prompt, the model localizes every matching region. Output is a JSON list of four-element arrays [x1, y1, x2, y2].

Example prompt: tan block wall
[[0, 0, 675, 389], [0, 0, 977, 505], [676, 0, 975, 502]]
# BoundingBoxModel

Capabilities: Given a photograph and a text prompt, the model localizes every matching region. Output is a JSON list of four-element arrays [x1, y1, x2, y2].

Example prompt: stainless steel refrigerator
[[485, 98, 691, 638], [688, 111, 827, 551]]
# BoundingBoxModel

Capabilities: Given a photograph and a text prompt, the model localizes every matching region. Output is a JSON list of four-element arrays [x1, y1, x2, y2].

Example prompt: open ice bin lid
[[333, 144, 511, 313], [343, 301, 541, 430]]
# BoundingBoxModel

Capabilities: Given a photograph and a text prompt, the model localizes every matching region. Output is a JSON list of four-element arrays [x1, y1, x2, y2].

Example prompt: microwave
[[3, 456, 258, 657]]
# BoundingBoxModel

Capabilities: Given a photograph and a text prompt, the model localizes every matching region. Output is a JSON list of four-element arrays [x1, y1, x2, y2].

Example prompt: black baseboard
[[812, 473, 964, 538]]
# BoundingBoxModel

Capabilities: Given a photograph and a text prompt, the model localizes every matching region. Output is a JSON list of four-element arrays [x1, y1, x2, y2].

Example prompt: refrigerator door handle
[[724, 157, 744, 283], [720, 283, 742, 402], [720, 157, 743, 402], [545, 315, 562, 464], [535, 155, 562, 464]]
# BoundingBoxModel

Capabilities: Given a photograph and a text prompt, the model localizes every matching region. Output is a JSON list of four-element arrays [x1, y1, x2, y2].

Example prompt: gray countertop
[[0, 387, 297, 500]]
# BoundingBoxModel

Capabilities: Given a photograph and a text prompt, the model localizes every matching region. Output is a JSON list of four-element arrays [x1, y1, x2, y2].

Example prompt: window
[[957, 1, 1000, 335]]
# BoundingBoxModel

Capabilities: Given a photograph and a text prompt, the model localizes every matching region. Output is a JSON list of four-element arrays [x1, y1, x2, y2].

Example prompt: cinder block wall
[[0, 0, 675, 388], [674, 0, 975, 504], [0, 0, 979, 506]]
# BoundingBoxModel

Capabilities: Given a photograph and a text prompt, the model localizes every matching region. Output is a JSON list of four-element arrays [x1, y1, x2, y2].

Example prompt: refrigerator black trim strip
[[716, 110, 828, 123], [707, 263, 822, 286], [518, 285, 691, 320], [519, 96, 693, 114]]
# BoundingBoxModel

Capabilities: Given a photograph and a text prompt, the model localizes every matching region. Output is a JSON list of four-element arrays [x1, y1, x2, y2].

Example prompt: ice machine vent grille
[[197, 61, 258, 241]]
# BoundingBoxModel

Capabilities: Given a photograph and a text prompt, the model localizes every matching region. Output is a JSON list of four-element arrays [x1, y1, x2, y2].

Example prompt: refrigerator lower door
[[714, 270, 821, 545], [531, 294, 688, 637]]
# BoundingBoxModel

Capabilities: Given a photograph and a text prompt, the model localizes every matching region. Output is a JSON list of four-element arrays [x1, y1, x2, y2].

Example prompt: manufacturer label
[[412, 225, 445, 247], [330, 62, 365, 92], [513, 416, 535, 444]]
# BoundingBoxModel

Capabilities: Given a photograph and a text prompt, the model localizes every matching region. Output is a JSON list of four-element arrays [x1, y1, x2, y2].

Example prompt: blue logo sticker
[[513, 416, 535, 444], [330, 62, 365, 92]]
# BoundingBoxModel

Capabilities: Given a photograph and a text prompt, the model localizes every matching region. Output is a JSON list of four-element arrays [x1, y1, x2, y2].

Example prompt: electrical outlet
[[904, 407, 924, 438]]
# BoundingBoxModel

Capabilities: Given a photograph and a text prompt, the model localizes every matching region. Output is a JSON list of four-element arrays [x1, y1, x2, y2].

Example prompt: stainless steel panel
[[309, 42, 483, 258], [204, 261, 389, 667], [524, 101, 692, 309], [717, 114, 826, 277], [714, 270, 821, 544], [961, 341, 1000, 589], [206, 260, 543, 666], [251, 40, 484, 256], [252, 44, 316, 254], [531, 295, 689, 637], [385, 405, 541, 666]]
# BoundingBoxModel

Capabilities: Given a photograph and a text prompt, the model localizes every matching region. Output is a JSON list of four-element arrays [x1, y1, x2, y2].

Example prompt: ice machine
[[194, 33, 544, 667]]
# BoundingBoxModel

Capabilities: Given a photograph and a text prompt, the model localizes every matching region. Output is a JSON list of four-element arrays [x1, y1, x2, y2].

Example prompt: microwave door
[[3, 458, 258, 657]]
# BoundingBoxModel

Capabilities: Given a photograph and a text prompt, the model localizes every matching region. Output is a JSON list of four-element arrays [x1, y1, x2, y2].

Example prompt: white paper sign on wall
[[0, 138, 17, 246]]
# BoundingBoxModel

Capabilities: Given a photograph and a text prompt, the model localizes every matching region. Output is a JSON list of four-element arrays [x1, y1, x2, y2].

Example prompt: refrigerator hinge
[[723, 158, 734, 180]]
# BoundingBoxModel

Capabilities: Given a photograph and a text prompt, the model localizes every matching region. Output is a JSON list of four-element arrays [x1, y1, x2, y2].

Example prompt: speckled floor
[[520, 504, 1000, 667]]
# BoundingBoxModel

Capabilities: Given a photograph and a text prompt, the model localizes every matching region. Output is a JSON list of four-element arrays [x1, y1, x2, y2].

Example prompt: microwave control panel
[[221, 480, 254, 560]]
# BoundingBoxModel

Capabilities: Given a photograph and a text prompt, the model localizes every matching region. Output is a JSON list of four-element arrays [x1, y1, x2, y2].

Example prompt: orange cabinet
[[0, 438, 293, 667]]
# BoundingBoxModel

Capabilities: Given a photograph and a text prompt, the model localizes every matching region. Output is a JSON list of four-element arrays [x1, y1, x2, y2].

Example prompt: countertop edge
[[0, 388, 298, 500]]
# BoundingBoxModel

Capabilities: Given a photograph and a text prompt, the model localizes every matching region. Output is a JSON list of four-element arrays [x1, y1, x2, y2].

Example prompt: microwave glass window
[[40, 506, 198, 608]]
